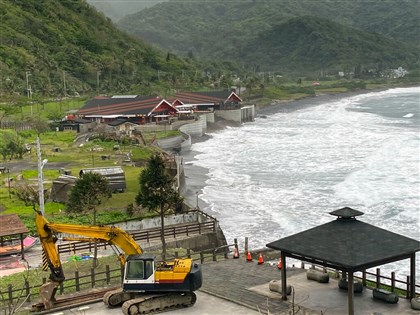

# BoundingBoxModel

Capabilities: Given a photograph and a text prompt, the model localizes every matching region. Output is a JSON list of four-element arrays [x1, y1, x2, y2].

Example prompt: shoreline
[[179, 86, 418, 214]]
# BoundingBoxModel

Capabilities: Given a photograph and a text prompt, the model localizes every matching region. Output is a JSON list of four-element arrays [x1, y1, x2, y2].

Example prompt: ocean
[[185, 86, 420, 283]]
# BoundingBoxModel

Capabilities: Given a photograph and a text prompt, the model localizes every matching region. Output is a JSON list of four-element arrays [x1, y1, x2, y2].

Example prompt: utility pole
[[96, 71, 101, 95], [63, 70, 67, 96], [25, 71, 31, 99], [37, 137, 47, 216]]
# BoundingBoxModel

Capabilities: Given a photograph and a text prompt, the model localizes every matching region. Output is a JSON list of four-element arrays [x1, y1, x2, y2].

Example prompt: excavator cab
[[122, 254, 202, 293], [124, 254, 155, 284]]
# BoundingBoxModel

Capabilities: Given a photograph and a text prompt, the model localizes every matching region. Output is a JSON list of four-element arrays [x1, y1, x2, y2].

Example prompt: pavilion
[[266, 207, 420, 315], [0, 214, 30, 259]]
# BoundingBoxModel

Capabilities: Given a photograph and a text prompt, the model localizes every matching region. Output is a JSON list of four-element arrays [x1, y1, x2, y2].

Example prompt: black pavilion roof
[[266, 207, 420, 272]]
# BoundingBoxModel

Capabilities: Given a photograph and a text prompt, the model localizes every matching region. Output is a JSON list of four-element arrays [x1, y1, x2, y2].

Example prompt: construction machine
[[35, 211, 202, 314]]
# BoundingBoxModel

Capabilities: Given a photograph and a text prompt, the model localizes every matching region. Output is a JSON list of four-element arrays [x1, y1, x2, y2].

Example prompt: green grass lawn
[[0, 128, 171, 232]]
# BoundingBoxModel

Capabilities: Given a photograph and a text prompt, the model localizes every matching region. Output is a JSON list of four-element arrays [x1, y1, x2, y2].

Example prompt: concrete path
[[2, 243, 418, 314], [200, 258, 418, 315]]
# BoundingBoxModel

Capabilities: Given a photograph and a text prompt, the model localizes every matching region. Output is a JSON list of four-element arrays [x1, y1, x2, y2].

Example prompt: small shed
[[0, 214, 29, 259], [50, 175, 78, 203], [79, 166, 126, 193]]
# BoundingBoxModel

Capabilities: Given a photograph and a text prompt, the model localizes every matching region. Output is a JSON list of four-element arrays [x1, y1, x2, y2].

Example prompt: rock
[[372, 288, 399, 304], [306, 269, 329, 283], [269, 280, 292, 295], [338, 278, 363, 293]]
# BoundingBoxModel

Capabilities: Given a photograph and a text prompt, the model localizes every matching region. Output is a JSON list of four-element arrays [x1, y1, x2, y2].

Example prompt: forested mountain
[[87, 0, 167, 22], [0, 0, 238, 100], [118, 0, 420, 74]]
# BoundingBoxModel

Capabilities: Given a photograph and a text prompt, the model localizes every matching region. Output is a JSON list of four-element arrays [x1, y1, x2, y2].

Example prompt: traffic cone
[[233, 247, 239, 259], [246, 251, 252, 262], [257, 253, 264, 265], [277, 258, 283, 269]]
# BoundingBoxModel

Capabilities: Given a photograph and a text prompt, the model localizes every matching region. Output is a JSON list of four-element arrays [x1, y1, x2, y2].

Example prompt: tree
[[66, 172, 111, 266], [135, 153, 183, 261], [11, 183, 49, 211]]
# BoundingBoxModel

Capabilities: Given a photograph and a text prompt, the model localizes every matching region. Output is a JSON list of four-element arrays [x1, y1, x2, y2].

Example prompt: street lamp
[[6, 168, 11, 199], [25, 71, 31, 99], [96, 71, 101, 94], [26, 71, 33, 115]]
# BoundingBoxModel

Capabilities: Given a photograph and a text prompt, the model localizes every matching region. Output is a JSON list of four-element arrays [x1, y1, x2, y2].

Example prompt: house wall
[[214, 105, 255, 123], [79, 122, 96, 133]]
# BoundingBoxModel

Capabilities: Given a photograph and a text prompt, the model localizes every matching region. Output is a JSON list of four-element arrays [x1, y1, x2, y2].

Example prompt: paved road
[[61, 290, 260, 315], [3, 247, 418, 314]]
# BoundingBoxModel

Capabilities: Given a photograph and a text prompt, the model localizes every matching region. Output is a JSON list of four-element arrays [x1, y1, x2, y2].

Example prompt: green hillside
[[0, 0, 240, 100], [238, 16, 419, 74], [87, 0, 168, 22], [118, 0, 420, 74]]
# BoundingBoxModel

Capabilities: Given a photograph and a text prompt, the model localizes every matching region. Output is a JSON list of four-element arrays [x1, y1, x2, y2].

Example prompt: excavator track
[[103, 288, 135, 307], [121, 292, 197, 315]]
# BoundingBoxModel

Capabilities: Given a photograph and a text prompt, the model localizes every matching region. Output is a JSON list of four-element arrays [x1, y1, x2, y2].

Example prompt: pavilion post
[[281, 251, 287, 301], [347, 272, 354, 315], [20, 233, 25, 260], [410, 253, 416, 299]]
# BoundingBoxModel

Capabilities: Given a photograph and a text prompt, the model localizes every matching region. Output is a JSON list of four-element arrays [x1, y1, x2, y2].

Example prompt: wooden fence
[[301, 262, 420, 299], [0, 245, 231, 310], [57, 220, 216, 255], [1, 246, 419, 310]]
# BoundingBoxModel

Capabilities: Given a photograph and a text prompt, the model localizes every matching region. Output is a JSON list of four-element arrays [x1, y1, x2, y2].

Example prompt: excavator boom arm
[[35, 211, 142, 280]]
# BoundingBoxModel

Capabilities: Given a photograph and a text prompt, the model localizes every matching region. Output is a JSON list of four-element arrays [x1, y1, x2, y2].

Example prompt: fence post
[[59, 282, 64, 294], [200, 252, 204, 264], [25, 280, 31, 302], [212, 251, 217, 262], [391, 272, 395, 292], [406, 276, 410, 299], [75, 271, 80, 291], [8, 284, 13, 305], [91, 268, 95, 288], [186, 225, 189, 236], [234, 238, 238, 252], [198, 223, 201, 235], [106, 265, 110, 284], [301, 261, 305, 269], [244, 237, 248, 253], [376, 268, 380, 288], [362, 270, 366, 286], [187, 249, 191, 258]]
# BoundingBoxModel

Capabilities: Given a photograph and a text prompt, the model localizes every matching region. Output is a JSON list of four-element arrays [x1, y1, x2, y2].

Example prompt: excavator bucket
[[39, 281, 58, 310]]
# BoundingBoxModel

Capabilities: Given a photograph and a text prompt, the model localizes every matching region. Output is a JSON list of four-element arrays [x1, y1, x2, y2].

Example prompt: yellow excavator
[[35, 211, 202, 314]]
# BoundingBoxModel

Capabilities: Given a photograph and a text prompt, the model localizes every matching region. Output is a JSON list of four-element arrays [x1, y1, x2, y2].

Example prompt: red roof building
[[76, 95, 178, 124]]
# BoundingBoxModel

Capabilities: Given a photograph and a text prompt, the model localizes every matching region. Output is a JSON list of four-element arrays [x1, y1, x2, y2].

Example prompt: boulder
[[269, 280, 292, 295], [411, 297, 420, 310], [372, 288, 399, 304], [306, 269, 329, 283], [338, 278, 363, 293]]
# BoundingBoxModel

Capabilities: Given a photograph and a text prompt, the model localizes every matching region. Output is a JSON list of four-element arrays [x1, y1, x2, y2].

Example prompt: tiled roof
[[0, 214, 29, 237], [174, 90, 241, 104], [266, 207, 420, 272], [77, 96, 175, 116]]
